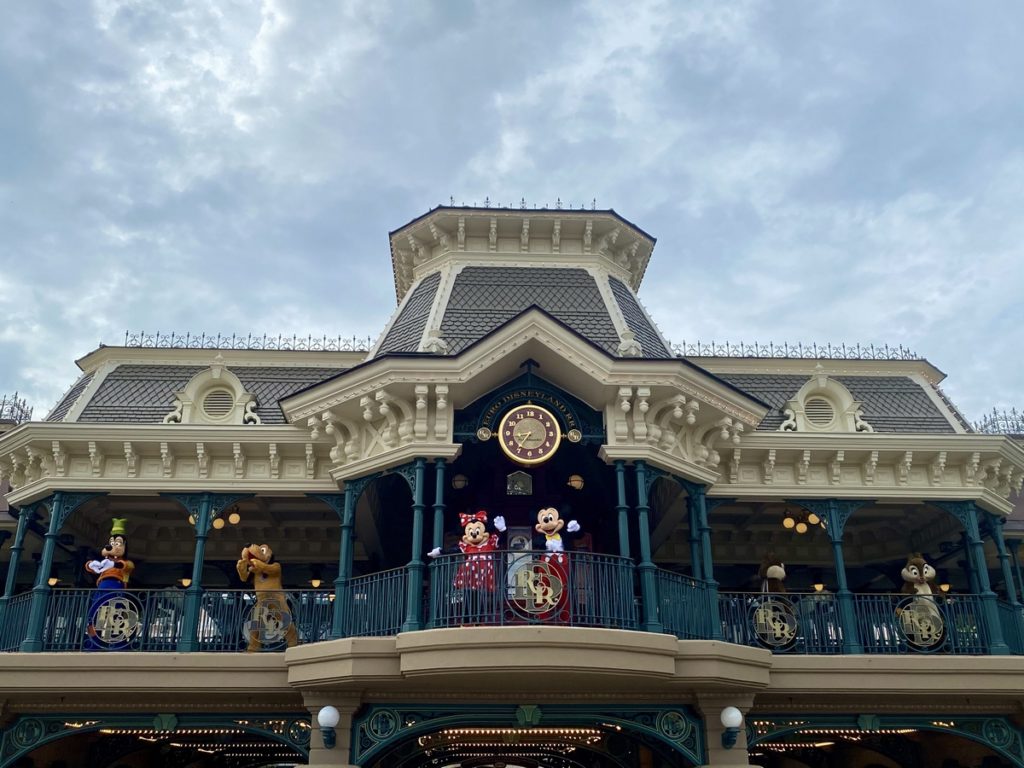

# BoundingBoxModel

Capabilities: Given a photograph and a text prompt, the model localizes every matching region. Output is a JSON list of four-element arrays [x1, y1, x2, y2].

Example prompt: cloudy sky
[[1, 0, 1022, 422]]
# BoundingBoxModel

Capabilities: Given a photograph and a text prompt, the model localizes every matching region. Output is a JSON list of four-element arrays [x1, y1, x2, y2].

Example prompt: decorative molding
[[162, 354, 260, 426], [675, 340, 920, 360], [777, 367, 874, 433]]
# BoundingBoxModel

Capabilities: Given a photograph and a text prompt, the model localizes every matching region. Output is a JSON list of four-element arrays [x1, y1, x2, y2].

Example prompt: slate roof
[[73, 365, 344, 424], [608, 276, 672, 358], [716, 374, 957, 433], [439, 266, 622, 355], [376, 271, 441, 354], [45, 373, 94, 422]]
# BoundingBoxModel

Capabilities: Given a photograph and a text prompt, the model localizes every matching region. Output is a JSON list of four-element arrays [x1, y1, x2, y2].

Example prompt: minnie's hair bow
[[460, 510, 488, 527]]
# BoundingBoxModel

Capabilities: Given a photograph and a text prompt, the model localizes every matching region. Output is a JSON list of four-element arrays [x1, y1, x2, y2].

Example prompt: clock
[[498, 404, 562, 465]]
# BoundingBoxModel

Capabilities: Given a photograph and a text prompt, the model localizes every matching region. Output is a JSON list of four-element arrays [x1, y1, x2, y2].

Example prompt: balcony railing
[[0, 588, 334, 653], [428, 550, 637, 630], [2, 567, 1022, 657], [657, 569, 713, 640], [343, 567, 408, 637], [717, 591, 990, 655]]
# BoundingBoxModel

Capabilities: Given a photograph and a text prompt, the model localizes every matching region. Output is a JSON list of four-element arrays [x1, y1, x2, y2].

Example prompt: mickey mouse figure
[[429, 510, 506, 624], [533, 507, 580, 554], [532, 507, 580, 622]]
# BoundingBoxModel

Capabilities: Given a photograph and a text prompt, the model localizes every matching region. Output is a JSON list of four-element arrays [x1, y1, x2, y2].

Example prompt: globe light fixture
[[317, 705, 341, 749], [720, 706, 744, 749], [567, 474, 585, 490], [212, 517, 225, 529], [310, 578, 322, 589], [451, 474, 469, 490], [228, 511, 241, 525], [807, 512, 821, 525], [782, 516, 796, 529], [47, 577, 59, 587], [795, 521, 809, 534]]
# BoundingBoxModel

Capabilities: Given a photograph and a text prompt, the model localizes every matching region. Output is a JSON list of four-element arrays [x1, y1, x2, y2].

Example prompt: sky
[[1, 0, 1022, 423]]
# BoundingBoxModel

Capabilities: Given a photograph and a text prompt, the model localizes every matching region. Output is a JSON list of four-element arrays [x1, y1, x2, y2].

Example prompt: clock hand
[[516, 430, 533, 442]]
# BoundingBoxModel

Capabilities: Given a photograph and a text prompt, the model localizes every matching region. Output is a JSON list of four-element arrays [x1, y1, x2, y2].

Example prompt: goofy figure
[[84, 518, 137, 650]]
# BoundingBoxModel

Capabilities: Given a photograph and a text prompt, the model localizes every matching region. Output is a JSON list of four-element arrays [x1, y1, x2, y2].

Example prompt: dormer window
[[201, 388, 235, 421], [779, 369, 873, 433], [163, 355, 261, 426]]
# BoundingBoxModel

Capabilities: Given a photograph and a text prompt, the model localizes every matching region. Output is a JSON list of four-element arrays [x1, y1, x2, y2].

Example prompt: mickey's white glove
[[493, 515, 507, 532], [427, 547, 442, 558], [86, 558, 114, 574], [567, 520, 580, 533], [546, 538, 563, 553]]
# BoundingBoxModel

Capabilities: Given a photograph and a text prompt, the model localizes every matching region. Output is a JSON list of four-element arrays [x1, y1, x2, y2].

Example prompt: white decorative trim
[[777, 366, 874, 433], [63, 360, 119, 422], [162, 355, 260, 426]]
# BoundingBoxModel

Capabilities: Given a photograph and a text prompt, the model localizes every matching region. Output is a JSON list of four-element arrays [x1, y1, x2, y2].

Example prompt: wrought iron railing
[[853, 593, 986, 655], [1, 580, 1019, 656], [343, 568, 408, 637], [717, 592, 992, 655], [657, 569, 712, 640], [428, 550, 637, 630], [0, 592, 34, 651], [997, 600, 1024, 655], [673, 340, 920, 360], [121, 331, 375, 352], [973, 408, 1024, 435], [0, 393, 32, 424], [15, 588, 332, 652], [718, 592, 844, 654]]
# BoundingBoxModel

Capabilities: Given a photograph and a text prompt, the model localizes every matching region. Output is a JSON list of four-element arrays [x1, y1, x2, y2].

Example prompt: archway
[[0, 713, 310, 768], [748, 714, 1024, 768], [351, 704, 704, 768]]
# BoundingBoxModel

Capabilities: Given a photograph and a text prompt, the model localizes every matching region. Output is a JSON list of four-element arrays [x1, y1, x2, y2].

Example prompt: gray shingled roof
[[608, 276, 671, 358], [376, 271, 441, 355], [74, 365, 344, 424], [439, 266, 622, 355], [716, 374, 957, 433], [46, 373, 94, 422]]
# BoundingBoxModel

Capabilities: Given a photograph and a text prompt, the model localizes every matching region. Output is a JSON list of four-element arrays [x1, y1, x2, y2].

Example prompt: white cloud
[[1, 0, 1023, 423]]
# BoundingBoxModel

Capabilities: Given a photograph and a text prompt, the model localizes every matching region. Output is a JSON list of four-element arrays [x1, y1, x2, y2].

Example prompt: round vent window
[[202, 389, 234, 419], [804, 396, 835, 426]]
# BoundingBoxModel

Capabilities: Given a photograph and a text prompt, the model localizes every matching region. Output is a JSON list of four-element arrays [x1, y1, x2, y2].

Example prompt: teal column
[[0, 504, 34, 631], [962, 533, 981, 594], [432, 459, 447, 549], [614, 460, 630, 559], [940, 501, 1009, 654], [2, 504, 32, 599], [311, 492, 351, 639], [793, 499, 863, 654], [22, 493, 101, 652], [686, 495, 703, 581], [988, 513, 1019, 605], [1009, 540, 1024, 602], [428, 459, 447, 629], [402, 458, 427, 633], [687, 484, 722, 640], [168, 492, 249, 652], [179, 494, 212, 653], [971, 504, 1009, 653], [334, 488, 355, 638], [634, 461, 663, 633]]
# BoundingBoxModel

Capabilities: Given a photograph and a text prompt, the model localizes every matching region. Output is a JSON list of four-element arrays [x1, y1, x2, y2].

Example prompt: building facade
[[1, 206, 1024, 768]]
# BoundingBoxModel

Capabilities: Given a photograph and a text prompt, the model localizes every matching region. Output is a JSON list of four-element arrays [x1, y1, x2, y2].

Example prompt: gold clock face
[[498, 404, 562, 465]]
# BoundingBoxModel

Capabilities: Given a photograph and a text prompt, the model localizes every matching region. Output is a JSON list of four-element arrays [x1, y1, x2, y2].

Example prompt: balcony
[[2, 550, 1021, 657]]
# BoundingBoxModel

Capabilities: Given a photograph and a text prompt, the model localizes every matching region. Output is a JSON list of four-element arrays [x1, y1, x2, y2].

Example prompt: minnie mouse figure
[[428, 510, 506, 624]]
